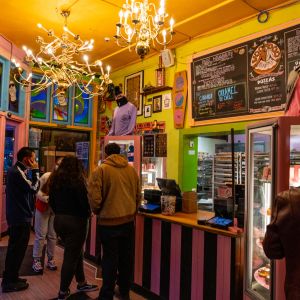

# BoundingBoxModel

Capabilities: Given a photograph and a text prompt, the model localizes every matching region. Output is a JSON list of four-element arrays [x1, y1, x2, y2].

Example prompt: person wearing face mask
[[108, 86, 137, 136], [32, 157, 63, 274], [2, 147, 39, 293]]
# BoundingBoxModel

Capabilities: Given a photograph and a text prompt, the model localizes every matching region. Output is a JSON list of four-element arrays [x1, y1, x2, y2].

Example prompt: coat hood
[[104, 154, 128, 168]]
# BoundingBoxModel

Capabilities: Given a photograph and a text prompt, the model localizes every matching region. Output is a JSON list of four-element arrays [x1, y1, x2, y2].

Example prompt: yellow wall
[[108, 2, 300, 182]]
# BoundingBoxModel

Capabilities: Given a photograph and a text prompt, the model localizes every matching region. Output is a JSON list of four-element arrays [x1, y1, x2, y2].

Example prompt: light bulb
[[37, 23, 42, 28], [83, 55, 89, 61]]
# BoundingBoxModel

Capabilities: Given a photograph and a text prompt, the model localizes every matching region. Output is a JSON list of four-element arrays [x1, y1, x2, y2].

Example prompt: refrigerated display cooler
[[244, 116, 300, 300], [104, 135, 142, 176]]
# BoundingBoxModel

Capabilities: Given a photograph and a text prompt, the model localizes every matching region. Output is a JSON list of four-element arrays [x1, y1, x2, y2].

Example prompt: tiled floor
[[0, 234, 146, 300]]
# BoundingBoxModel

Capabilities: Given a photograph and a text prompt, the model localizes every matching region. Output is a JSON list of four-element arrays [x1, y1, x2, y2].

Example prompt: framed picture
[[153, 95, 162, 113], [124, 71, 144, 116], [144, 104, 152, 118]]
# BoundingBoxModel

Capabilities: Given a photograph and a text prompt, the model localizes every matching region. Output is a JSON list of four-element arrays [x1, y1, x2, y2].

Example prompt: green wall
[[107, 3, 300, 188]]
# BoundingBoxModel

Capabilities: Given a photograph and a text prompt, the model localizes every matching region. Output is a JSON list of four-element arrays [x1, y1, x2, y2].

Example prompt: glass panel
[[142, 157, 165, 190], [52, 86, 69, 122], [290, 125, 300, 187], [3, 125, 15, 185], [247, 127, 272, 299], [74, 86, 90, 124], [107, 139, 135, 163], [30, 77, 48, 120], [8, 66, 21, 113]]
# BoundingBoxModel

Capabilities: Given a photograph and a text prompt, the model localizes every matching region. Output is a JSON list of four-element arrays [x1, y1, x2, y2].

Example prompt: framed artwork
[[153, 95, 162, 113], [74, 86, 91, 125], [8, 66, 21, 113], [30, 75, 49, 120], [144, 104, 152, 118], [124, 70, 144, 116], [52, 85, 70, 122]]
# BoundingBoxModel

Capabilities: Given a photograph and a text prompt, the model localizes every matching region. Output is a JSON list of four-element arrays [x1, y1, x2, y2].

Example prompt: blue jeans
[[98, 221, 134, 300]]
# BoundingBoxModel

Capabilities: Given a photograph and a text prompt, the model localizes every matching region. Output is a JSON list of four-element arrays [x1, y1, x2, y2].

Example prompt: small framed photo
[[144, 104, 152, 118], [153, 95, 162, 113]]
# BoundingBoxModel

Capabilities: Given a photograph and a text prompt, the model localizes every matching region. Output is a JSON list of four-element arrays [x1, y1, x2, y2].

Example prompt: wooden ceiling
[[0, 0, 295, 71]]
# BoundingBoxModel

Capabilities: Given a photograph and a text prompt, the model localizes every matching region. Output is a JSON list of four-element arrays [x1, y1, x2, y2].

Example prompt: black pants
[[3, 222, 31, 283], [98, 221, 134, 300], [54, 215, 88, 292]]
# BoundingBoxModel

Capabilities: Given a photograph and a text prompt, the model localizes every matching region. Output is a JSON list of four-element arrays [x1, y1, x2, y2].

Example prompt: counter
[[84, 211, 243, 300], [133, 212, 243, 300]]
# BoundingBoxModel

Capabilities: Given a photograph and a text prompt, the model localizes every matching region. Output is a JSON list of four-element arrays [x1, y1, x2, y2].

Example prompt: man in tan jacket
[[88, 143, 140, 300]]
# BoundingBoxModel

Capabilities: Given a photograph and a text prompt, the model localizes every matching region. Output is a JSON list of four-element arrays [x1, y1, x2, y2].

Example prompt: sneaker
[[76, 283, 98, 292], [32, 259, 43, 273], [57, 289, 70, 300], [47, 259, 58, 271], [2, 281, 29, 293], [17, 277, 27, 283]]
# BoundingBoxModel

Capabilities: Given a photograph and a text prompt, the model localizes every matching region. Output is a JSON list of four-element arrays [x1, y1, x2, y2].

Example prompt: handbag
[[35, 198, 49, 213]]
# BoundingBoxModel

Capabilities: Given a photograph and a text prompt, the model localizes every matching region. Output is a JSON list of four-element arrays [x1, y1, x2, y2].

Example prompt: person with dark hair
[[88, 143, 141, 300], [48, 156, 97, 300], [1, 147, 39, 293], [32, 158, 63, 274], [108, 86, 137, 136]]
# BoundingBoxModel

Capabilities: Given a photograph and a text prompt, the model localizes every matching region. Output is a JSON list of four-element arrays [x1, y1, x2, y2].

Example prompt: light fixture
[[114, 0, 175, 59], [14, 10, 112, 98]]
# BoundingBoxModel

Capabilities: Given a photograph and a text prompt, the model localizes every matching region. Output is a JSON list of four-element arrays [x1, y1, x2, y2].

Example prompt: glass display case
[[245, 117, 300, 300], [142, 157, 166, 190], [246, 126, 273, 300], [104, 136, 141, 177]]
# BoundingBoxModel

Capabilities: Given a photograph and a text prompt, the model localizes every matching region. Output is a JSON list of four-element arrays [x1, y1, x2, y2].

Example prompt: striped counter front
[[134, 213, 243, 300]]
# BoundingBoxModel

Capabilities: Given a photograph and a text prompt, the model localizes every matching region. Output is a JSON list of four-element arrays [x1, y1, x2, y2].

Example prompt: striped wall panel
[[134, 215, 242, 300]]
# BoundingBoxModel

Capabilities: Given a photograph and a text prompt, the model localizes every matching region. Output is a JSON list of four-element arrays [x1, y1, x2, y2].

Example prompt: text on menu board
[[191, 23, 300, 121]]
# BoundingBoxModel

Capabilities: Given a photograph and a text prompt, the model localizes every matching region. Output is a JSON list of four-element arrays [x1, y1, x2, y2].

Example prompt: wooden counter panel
[[138, 211, 241, 238]]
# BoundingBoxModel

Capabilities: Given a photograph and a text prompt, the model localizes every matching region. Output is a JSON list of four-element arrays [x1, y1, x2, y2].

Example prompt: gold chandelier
[[13, 10, 112, 98], [114, 0, 175, 59]]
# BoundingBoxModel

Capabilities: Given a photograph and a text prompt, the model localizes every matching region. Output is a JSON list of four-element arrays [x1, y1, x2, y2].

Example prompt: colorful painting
[[8, 66, 20, 113], [52, 86, 69, 122], [30, 77, 47, 119], [74, 86, 90, 124]]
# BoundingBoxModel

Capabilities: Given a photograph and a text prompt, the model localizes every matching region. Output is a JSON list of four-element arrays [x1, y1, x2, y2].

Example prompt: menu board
[[155, 134, 167, 157], [191, 23, 300, 121], [143, 135, 155, 157]]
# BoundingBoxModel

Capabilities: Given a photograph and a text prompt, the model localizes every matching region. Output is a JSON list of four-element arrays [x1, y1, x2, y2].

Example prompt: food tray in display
[[254, 268, 270, 290]]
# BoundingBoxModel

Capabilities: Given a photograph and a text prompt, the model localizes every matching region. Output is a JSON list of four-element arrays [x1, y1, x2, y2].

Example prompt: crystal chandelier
[[114, 0, 175, 59], [13, 10, 112, 98]]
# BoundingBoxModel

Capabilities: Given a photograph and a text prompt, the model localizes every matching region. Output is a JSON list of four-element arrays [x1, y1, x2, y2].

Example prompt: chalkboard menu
[[191, 23, 300, 121]]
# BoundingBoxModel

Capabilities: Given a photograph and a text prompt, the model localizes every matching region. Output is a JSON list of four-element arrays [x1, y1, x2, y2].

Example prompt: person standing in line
[[48, 156, 98, 300], [263, 187, 300, 299], [1, 147, 39, 293], [88, 143, 141, 300], [32, 158, 63, 273]]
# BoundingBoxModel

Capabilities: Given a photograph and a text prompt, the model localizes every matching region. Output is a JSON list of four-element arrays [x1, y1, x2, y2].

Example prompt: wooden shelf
[[141, 86, 172, 96]]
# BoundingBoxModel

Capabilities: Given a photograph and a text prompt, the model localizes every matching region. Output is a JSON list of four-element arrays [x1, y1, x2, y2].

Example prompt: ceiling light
[[14, 10, 112, 98], [114, 0, 175, 59]]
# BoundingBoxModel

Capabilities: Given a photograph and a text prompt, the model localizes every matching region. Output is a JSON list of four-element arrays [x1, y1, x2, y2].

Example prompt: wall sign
[[173, 71, 188, 128], [191, 22, 300, 122]]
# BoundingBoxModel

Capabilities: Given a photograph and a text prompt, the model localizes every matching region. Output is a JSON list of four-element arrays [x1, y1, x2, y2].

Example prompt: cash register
[[139, 178, 182, 213]]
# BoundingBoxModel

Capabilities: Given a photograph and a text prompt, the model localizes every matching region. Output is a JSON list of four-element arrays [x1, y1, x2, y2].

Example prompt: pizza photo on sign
[[251, 42, 281, 75]]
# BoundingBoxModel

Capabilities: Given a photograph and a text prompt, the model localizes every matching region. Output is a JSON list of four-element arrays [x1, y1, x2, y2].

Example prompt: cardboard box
[[182, 191, 197, 213]]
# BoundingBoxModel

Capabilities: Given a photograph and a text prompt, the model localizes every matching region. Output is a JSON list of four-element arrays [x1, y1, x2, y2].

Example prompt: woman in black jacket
[[48, 156, 97, 300]]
